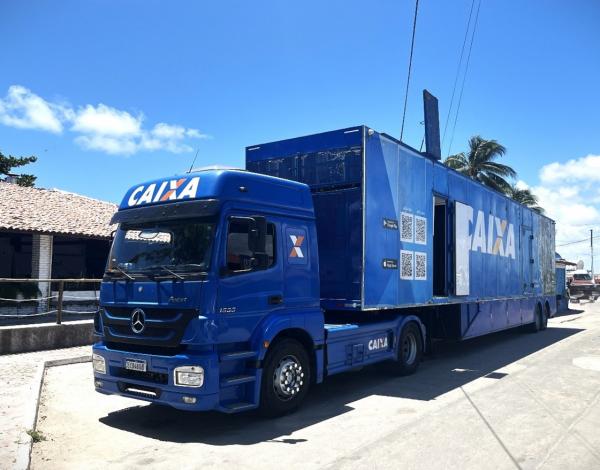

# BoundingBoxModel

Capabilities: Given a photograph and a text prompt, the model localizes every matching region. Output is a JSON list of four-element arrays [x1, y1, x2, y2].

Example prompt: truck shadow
[[99, 325, 583, 446]]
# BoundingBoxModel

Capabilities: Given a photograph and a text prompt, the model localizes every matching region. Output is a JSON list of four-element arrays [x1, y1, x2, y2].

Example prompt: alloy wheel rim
[[273, 355, 304, 401]]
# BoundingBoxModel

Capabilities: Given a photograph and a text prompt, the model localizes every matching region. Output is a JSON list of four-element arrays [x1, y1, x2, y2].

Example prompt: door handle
[[268, 295, 283, 305]]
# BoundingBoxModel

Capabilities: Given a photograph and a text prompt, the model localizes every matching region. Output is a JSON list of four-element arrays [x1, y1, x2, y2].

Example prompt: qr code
[[415, 252, 427, 280], [401, 212, 414, 242], [400, 250, 413, 280], [415, 216, 427, 245]]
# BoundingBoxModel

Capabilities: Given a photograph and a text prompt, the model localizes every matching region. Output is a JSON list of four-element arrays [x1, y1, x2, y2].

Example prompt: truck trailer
[[92, 105, 556, 416]]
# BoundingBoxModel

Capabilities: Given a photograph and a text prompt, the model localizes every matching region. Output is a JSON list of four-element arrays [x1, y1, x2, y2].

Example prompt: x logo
[[289, 235, 304, 258]]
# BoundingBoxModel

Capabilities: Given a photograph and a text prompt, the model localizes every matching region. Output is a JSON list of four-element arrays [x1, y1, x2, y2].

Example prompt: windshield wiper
[[106, 266, 134, 280], [169, 263, 207, 272], [157, 265, 184, 280], [140, 265, 186, 280]]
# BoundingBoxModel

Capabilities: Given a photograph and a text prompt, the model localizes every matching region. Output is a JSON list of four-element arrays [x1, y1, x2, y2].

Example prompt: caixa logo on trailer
[[127, 176, 200, 207], [455, 201, 517, 295], [456, 202, 517, 259]]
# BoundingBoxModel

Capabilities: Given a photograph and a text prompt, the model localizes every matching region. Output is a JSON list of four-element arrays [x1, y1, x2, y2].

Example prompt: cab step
[[220, 374, 256, 387], [221, 402, 257, 413], [220, 350, 258, 362]]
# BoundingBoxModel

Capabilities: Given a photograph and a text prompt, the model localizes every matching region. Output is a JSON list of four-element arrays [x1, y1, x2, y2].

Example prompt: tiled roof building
[[0, 181, 117, 287], [0, 182, 116, 238]]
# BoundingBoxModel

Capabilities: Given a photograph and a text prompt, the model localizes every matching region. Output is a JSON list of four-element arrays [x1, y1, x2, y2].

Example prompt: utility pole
[[591, 229, 594, 279]]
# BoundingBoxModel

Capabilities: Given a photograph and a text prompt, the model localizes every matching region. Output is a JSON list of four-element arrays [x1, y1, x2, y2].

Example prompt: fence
[[0, 278, 101, 325]]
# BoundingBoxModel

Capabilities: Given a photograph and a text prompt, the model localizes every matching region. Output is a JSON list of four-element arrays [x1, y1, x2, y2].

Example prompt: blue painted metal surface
[[247, 126, 557, 316], [117, 169, 314, 216], [325, 314, 425, 375]]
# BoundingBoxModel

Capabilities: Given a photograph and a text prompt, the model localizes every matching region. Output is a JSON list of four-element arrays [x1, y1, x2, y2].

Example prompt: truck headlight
[[93, 353, 106, 374], [174, 366, 204, 387]]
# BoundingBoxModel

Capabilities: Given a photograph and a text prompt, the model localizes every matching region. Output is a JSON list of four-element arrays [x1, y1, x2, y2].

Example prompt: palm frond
[[444, 153, 469, 171], [478, 161, 517, 179]]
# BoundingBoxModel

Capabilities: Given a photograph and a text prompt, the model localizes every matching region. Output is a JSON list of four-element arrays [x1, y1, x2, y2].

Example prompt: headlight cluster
[[174, 366, 204, 387], [92, 353, 106, 374]]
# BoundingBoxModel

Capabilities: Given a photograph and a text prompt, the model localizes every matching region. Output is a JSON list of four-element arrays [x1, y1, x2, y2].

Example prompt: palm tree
[[444, 136, 516, 193], [506, 185, 544, 214]]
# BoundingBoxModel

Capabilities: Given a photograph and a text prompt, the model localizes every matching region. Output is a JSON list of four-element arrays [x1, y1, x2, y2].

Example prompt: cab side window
[[226, 219, 276, 272]]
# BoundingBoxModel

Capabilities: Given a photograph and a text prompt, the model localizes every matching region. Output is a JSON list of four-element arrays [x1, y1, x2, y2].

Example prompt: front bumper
[[569, 287, 600, 300], [92, 343, 220, 411]]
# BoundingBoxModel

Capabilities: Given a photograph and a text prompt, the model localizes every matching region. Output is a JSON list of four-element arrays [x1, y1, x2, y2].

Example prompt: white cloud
[[151, 123, 185, 139], [526, 154, 600, 269], [540, 154, 600, 185], [0, 85, 64, 133], [75, 135, 139, 156], [72, 104, 142, 137], [0, 85, 210, 155], [186, 128, 210, 139]]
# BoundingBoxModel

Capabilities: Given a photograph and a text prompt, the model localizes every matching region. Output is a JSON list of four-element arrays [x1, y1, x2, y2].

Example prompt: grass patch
[[26, 429, 46, 443]]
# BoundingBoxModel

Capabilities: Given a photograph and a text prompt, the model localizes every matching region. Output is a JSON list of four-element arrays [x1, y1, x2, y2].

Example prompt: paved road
[[31, 304, 600, 470]]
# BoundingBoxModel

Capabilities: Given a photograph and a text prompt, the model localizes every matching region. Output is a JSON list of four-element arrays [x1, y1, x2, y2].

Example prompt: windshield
[[107, 218, 215, 274], [573, 274, 592, 281]]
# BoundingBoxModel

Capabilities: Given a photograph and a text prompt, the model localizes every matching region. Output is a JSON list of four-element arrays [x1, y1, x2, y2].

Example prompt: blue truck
[[92, 96, 556, 416]]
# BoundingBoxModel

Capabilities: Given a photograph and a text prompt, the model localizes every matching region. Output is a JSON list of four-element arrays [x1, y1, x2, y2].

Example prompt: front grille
[[106, 341, 187, 356], [101, 307, 197, 348], [115, 367, 169, 385]]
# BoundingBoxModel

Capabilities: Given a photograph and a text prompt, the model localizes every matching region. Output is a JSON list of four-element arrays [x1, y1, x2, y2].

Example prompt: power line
[[556, 235, 600, 248], [441, 0, 476, 150], [446, 0, 482, 157], [400, 0, 420, 142]]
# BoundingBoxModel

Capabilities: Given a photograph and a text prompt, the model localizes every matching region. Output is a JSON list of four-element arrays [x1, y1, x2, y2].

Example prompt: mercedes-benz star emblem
[[130, 308, 146, 334]]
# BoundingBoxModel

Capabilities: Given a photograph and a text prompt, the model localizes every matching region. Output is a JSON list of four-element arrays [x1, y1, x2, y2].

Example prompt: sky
[[1, 0, 600, 267]]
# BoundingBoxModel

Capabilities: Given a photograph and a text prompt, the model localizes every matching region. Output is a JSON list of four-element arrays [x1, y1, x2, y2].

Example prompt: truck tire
[[394, 322, 423, 376], [542, 303, 550, 329], [259, 339, 310, 418], [528, 305, 543, 333], [541, 305, 548, 330]]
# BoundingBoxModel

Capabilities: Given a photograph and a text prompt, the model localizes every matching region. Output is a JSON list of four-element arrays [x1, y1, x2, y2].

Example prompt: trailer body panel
[[246, 126, 556, 315]]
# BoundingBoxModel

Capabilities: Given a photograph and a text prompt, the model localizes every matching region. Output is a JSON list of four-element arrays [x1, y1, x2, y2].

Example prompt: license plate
[[125, 359, 147, 372]]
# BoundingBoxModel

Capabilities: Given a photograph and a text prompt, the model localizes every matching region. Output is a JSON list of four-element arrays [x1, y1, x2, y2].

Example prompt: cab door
[[216, 214, 283, 340]]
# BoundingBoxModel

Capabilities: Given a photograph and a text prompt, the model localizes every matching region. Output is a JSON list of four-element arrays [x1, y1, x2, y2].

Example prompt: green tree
[[0, 150, 37, 187], [445, 136, 516, 193], [506, 184, 544, 214]]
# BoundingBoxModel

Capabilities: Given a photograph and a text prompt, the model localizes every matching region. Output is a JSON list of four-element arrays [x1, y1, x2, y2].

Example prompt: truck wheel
[[395, 322, 422, 376], [541, 305, 548, 330], [528, 305, 543, 333], [542, 303, 550, 329], [259, 339, 310, 418]]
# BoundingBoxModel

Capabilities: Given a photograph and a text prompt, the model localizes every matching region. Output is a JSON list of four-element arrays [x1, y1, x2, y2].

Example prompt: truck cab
[[93, 169, 324, 414]]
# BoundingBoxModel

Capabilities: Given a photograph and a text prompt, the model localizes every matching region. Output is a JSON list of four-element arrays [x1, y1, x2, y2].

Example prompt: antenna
[[187, 148, 200, 173]]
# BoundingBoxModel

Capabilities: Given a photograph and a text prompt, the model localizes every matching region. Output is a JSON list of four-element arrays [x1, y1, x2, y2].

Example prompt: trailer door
[[521, 226, 533, 294]]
